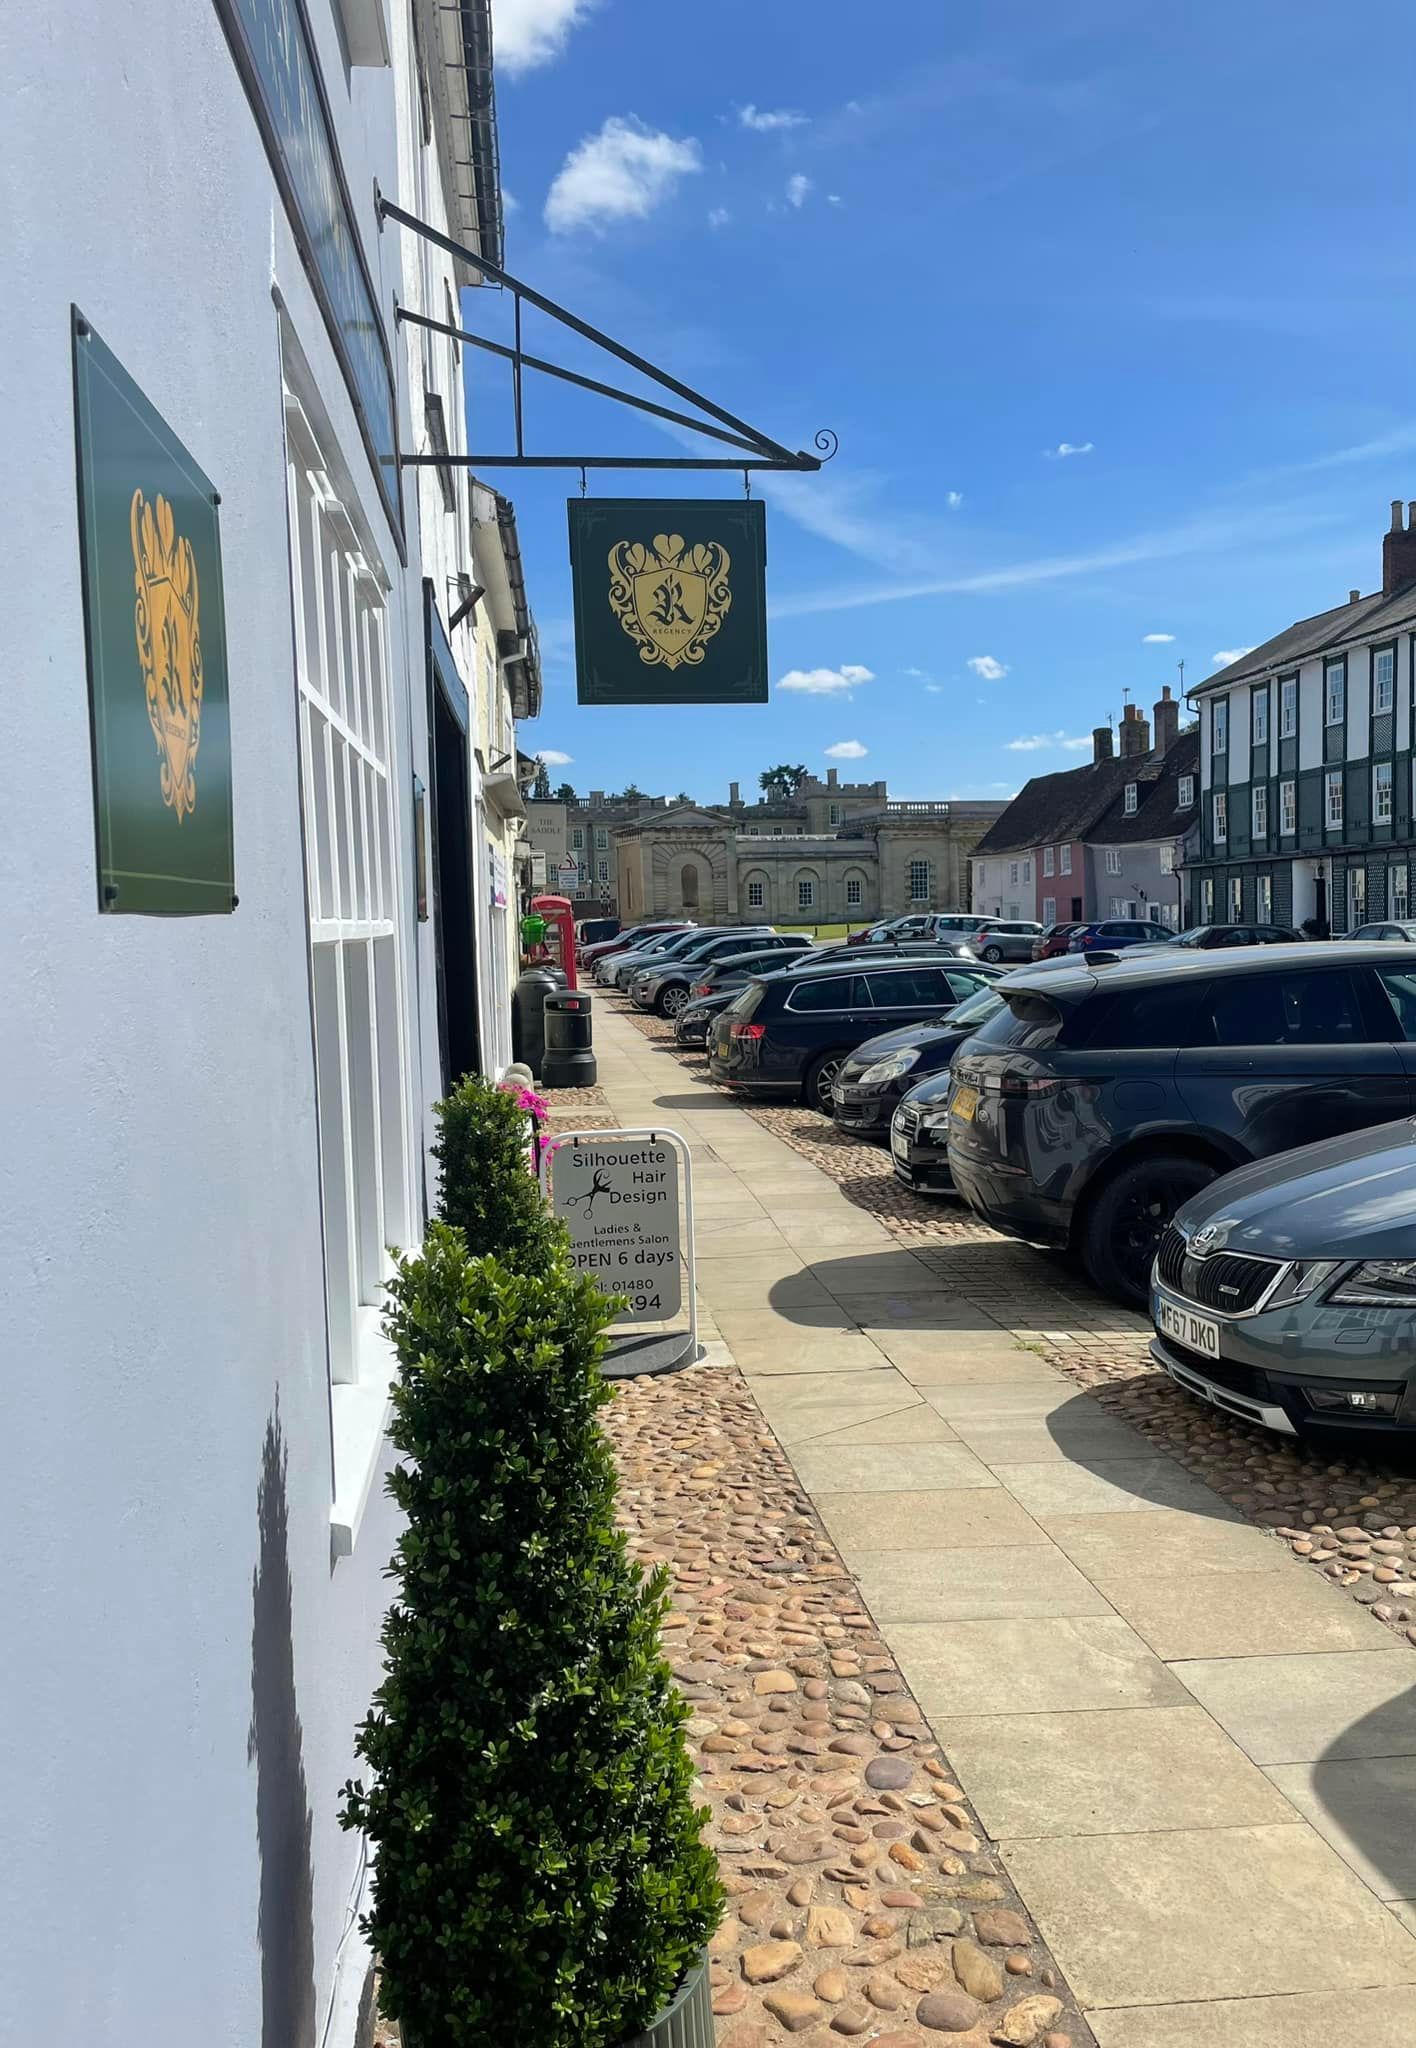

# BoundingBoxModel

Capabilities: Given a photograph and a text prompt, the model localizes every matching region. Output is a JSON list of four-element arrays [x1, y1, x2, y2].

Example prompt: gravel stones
[[866, 1754, 916, 1790], [805, 1905, 855, 1947], [754, 1669, 798, 1694], [917, 1987, 984, 2030], [953, 1938, 1005, 2002], [973, 1908, 1032, 1948], [994, 1994, 1065, 2043], [762, 1987, 822, 2031], [741, 1939, 801, 1983]]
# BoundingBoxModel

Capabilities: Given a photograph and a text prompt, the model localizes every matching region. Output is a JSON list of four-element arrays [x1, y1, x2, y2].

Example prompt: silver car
[[1151, 1118, 1416, 1435], [973, 919, 1045, 963]]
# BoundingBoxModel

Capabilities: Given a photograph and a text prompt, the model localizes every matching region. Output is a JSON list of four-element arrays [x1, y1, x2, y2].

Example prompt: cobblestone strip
[[609, 1363, 1092, 2048]]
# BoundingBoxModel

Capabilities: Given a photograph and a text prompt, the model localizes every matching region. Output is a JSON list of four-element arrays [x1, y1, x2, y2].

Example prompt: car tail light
[[731, 1021, 766, 1040], [691, 982, 711, 996], [995, 1070, 1061, 1099]]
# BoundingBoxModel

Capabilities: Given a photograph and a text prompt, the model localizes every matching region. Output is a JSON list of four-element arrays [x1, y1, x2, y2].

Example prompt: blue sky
[[478, 0, 1416, 801]]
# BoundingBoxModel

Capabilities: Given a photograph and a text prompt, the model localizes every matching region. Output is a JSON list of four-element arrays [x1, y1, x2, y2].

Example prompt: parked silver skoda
[[1150, 1117, 1416, 1435]]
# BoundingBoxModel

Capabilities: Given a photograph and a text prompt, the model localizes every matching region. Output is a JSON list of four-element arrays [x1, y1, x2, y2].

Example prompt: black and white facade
[[1189, 504, 1416, 932]]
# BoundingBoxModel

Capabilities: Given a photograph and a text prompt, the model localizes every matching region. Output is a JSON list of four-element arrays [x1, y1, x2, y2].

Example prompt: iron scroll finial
[[813, 428, 840, 462]]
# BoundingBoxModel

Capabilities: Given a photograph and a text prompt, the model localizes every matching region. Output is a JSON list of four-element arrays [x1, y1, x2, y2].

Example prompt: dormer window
[[1178, 775, 1194, 807], [1124, 783, 1138, 815]]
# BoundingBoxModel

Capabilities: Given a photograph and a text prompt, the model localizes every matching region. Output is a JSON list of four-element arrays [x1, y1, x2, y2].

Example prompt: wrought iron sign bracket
[[378, 195, 835, 475]]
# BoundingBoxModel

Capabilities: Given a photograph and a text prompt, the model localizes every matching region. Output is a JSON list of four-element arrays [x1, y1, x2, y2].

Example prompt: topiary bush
[[432, 1072, 561, 1272], [341, 1223, 722, 2047]]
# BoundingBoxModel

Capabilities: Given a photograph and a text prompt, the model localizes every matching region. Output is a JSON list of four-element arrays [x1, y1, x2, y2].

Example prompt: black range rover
[[710, 956, 990, 1112], [946, 943, 1416, 1305]]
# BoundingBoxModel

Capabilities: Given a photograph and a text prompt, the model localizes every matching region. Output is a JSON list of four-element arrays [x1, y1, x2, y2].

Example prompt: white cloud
[[777, 663, 874, 696], [536, 748, 574, 765], [946, 490, 964, 509], [493, 0, 594, 76], [1044, 441, 1094, 459], [967, 654, 1008, 681], [925, 683, 943, 693], [903, 666, 926, 677], [707, 206, 731, 228], [1212, 646, 1256, 666], [502, 188, 521, 215], [545, 117, 701, 235], [828, 193, 844, 206], [824, 739, 868, 759], [1006, 732, 1092, 752], [1142, 631, 1176, 643], [738, 103, 807, 131], [786, 173, 813, 209]]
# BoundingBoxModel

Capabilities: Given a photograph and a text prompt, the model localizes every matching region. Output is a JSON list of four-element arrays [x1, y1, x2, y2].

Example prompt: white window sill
[[330, 1310, 396, 1559]]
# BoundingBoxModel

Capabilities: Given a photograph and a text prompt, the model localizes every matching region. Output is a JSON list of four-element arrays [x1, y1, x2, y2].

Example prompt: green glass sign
[[568, 498, 768, 706], [73, 313, 235, 915]]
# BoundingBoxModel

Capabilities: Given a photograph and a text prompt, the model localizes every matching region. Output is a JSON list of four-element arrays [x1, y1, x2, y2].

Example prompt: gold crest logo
[[607, 531, 731, 671], [131, 488, 203, 822]]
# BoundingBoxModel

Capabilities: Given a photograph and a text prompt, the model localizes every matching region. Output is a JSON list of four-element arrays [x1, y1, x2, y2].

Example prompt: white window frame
[[1252, 784, 1268, 837], [1124, 782, 1138, 815], [797, 876, 815, 910], [1350, 868, 1367, 924], [845, 875, 863, 907], [1280, 677, 1297, 736], [1042, 895, 1056, 923], [1392, 864, 1410, 919], [1060, 845, 1072, 875], [1202, 877, 1215, 920], [1043, 846, 1055, 876], [1326, 660, 1346, 726], [1212, 699, 1229, 753], [1178, 775, 1194, 807], [1374, 759, 1394, 822], [1159, 845, 1175, 875], [1257, 874, 1272, 922], [571, 826, 585, 850], [1326, 769, 1344, 828], [747, 878, 766, 908], [1281, 779, 1296, 833], [909, 859, 930, 901], [1229, 876, 1243, 921], [1213, 791, 1227, 843], [285, 388, 414, 1555], [1105, 848, 1121, 874], [598, 858, 610, 883], [595, 826, 608, 850], [1252, 689, 1268, 745], [1022, 859, 1032, 883], [1108, 896, 1123, 918], [828, 802, 841, 826], [1008, 860, 1019, 886], [1375, 647, 1395, 715]]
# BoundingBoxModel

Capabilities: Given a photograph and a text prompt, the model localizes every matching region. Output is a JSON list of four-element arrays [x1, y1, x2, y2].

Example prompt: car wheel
[[805, 1052, 845, 1114], [658, 983, 688, 1018], [982, 945, 1004, 963], [1082, 1154, 1219, 1307]]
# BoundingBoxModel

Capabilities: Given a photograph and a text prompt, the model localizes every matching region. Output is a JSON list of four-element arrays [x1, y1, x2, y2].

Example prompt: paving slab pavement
[[593, 1003, 1416, 2038]]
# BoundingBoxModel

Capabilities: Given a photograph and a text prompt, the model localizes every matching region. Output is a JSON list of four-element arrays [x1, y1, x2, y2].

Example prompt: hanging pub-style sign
[[568, 498, 768, 707], [73, 313, 235, 915]]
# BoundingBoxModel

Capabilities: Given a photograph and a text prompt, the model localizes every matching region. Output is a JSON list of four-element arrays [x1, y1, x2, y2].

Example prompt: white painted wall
[[0, 2, 473, 2040]]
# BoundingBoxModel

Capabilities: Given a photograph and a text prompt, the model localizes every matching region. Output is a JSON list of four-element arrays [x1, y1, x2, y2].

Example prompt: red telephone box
[[529, 894, 578, 989]]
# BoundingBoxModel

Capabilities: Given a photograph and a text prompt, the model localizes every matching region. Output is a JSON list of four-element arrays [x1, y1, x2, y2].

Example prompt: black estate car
[[711, 957, 993, 1112], [947, 943, 1416, 1307], [831, 977, 1002, 1137]]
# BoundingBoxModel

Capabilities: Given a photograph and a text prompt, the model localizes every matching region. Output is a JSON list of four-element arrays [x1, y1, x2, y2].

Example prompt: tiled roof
[[1194, 583, 1416, 696], [1091, 731, 1200, 845], [970, 754, 1140, 857]]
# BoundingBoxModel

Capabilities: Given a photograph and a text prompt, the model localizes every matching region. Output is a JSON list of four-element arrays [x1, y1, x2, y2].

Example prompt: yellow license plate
[[951, 1084, 978, 1123]]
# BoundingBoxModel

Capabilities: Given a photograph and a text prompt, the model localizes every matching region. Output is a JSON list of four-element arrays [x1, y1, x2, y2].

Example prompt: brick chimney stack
[[1093, 724, 1114, 764], [827, 767, 839, 787], [1152, 685, 1179, 756], [729, 780, 741, 806], [1119, 702, 1152, 758], [1382, 500, 1416, 596]]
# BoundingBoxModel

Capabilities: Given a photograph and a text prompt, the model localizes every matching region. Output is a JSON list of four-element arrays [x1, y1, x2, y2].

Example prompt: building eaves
[[493, 491, 541, 719], [970, 756, 1141, 858], [1192, 583, 1416, 697], [430, 0, 504, 268], [1089, 731, 1200, 845]]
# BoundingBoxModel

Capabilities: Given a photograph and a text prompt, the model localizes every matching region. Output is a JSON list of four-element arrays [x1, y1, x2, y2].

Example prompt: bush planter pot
[[618, 1950, 714, 2048]]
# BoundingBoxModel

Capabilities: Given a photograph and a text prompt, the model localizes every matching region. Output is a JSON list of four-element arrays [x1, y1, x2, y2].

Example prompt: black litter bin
[[512, 964, 566, 1078], [541, 988, 597, 1089]]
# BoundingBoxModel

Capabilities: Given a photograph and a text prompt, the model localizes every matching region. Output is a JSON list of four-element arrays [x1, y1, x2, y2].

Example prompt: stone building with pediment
[[607, 774, 1005, 926]]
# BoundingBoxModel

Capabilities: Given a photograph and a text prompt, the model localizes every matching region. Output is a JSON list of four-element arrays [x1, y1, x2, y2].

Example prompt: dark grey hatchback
[[947, 943, 1416, 1306]]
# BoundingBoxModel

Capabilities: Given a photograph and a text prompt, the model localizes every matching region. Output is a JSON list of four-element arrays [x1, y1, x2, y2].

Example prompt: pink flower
[[516, 1087, 549, 1124]]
